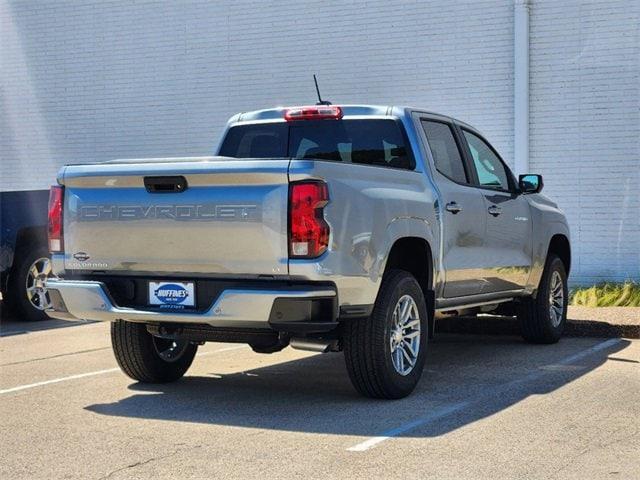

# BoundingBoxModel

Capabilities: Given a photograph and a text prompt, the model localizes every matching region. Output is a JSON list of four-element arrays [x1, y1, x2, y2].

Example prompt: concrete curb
[[436, 311, 640, 339]]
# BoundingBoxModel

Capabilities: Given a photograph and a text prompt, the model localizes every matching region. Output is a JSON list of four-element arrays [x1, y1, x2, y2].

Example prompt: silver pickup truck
[[45, 104, 571, 398]]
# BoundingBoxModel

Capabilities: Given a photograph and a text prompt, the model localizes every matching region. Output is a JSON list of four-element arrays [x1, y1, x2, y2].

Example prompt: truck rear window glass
[[219, 119, 415, 170]]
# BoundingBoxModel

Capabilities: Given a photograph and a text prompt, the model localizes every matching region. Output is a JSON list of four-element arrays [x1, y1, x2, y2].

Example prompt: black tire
[[343, 270, 429, 399], [518, 254, 568, 344], [111, 320, 197, 383], [4, 243, 53, 321]]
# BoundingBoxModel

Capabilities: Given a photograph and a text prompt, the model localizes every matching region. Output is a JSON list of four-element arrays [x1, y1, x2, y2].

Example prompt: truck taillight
[[289, 181, 330, 258], [284, 106, 343, 121], [48, 185, 64, 253]]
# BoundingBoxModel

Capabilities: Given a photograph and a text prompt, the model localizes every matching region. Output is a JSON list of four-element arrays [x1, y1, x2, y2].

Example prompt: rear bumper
[[44, 278, 338, 332]]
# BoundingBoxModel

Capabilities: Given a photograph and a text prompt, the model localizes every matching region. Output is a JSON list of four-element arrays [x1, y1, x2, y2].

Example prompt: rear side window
[[420, 120, 468, 184], [219, 123, 288, 158], [219, 119, 415, 170]]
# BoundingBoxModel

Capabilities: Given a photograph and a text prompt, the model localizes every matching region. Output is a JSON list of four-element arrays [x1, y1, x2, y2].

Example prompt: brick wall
[[530, 0, 639, 283], [1, 0, 637, 283], [1, 0, 514, 187]]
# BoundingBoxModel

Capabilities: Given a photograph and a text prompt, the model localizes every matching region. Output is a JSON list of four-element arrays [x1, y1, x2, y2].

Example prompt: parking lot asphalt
[[1, 318, 638, 480]]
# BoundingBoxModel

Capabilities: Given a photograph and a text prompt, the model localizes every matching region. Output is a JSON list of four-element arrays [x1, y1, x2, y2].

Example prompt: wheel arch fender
[[527, 221, 571, 294], [373, 217, 437, 336], [5, 226, 48, 289], [375, 218, 435, 282], [14, 226, 47, 254]]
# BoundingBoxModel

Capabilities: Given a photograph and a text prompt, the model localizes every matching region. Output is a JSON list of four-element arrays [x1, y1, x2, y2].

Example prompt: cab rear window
[[219, 119, 415, 170]]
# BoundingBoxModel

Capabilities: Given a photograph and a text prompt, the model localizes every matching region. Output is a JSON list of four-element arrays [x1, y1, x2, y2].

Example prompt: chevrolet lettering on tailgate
[[78, 204, 259, 221]]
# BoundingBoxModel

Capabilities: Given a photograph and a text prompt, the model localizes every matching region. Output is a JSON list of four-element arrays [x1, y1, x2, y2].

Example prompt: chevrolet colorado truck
[[45, 105, 571, 399]]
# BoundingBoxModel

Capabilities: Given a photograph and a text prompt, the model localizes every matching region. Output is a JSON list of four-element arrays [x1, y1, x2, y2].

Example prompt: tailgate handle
[[144, 176, 188, 193]]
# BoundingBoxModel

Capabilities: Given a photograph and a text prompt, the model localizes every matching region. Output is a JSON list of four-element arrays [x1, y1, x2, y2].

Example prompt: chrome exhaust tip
[[290, 338, 336, 353]]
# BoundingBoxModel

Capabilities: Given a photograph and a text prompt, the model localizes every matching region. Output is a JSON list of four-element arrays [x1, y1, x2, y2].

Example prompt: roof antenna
[[313, 74, 332, 105]]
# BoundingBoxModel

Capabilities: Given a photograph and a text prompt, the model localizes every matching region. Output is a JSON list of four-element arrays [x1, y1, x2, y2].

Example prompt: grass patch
[[570, 281, 640, 307]]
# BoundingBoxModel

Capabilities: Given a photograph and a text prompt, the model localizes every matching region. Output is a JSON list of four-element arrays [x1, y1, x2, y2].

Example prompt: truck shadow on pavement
[[85, 335, 629, 439], [0, 317, 98, 337]]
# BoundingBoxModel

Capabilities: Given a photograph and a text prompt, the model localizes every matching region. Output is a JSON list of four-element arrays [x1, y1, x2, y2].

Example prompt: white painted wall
[[529, 0, 639, 283], [1, 0, 638, 283]]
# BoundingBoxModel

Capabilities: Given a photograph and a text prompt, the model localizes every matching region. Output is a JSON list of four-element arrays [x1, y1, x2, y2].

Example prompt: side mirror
[[518, 174, 543, 194]]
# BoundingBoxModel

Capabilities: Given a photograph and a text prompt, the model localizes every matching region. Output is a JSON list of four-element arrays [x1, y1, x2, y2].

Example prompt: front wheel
[[518, 254, 568, 344], [343, 270, 429, 399], [111, 320, 197, 383]]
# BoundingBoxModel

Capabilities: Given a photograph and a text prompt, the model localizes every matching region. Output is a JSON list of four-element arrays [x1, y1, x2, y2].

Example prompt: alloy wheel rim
[[549, 271, 565, 327], [25, 257, 53, 311], [152, 337, 190, 363], [389, 294, 421, 376]]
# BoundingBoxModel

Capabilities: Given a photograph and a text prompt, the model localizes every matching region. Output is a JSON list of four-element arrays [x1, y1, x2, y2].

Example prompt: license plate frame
[[148, 281, 196, 308]]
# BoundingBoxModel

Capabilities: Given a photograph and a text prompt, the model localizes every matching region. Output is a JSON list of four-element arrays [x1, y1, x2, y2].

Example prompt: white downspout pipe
[[514, 0, 530, 175]]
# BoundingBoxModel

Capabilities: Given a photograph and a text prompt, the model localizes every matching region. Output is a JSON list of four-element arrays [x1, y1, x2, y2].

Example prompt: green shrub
[[570, 281, 640, 307]]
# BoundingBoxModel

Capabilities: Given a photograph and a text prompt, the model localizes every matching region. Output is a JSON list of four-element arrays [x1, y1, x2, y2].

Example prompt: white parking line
[[347, 402, 470, 452], [553, 338, 622, 366], [0, 368, 121, 394], [347, 338, 623, 452], [0, 344, 247, 395]]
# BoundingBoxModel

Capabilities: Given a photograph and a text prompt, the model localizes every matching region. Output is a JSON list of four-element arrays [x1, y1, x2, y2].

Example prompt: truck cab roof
[[230, 104, 466, 126]]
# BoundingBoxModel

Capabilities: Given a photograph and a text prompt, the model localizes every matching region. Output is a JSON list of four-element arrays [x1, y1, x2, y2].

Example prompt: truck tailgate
[[60, 158, 290, 276]]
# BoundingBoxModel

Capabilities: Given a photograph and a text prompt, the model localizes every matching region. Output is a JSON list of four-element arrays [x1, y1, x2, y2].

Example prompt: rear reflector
[[48, 185, 64, 253], [289, 181, 330, 258], [284, 106, 343, 121]]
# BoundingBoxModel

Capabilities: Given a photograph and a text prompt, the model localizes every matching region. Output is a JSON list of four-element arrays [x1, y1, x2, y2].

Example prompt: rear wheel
[[343, 270, 429, 399], [4, 243, 55, 321], [518, 254, 568, 344], [111, 320, 197, 383]]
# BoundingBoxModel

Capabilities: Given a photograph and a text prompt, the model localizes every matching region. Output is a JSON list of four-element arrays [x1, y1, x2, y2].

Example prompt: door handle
[[446, 202, 462, 214], [488, 205, 502, 217]]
